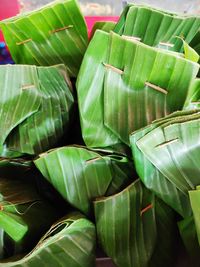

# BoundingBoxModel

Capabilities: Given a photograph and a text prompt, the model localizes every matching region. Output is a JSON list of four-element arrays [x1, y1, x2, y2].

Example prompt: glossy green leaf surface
[[90, 21, 116, 38], [130, 124, 191, 218], [190, 30, 200, 58], [77, 30, 199, 148], [184, 79, 200, 110], [0, 145, 24, 159], [149, 198, 176, 267], [189, 187, 200, 245], [183, 39, 200, 63], [0, 64, 74, 155], [0, 213, 96, 267], [94, 180, 176, 267], [0, 0, 88, 77], [0, 65, 41, 147], [0, 1, 199, 265], [131, 110, 200, 218], [77, 31, 120, 148], [34, 146, 134, 215], [114, 4, 200, 52]]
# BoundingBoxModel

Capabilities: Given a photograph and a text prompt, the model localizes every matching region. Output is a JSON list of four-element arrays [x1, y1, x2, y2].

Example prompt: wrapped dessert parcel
[[0, 0, 200, 266]]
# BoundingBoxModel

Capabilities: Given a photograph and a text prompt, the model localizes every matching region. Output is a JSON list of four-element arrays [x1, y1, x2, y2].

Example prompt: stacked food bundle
[[0, 0, 200, 266]]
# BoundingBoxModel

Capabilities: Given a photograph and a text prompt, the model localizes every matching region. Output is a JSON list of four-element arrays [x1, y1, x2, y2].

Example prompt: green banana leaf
[[0, 212, 96, 267], [34, 146, 134, 215], [189, 187, 200, 245], [190, 31, 200, 76], [0, 64, 74, 155], [190, 30, 200, 58], [0, 175, 59, 260], [77, 30, 199, 148], [178, 216, 200, 264], [129, 111, 195, 217], [0, 145, 23, 159], [130, 110, 200, 218], [130, 129, 191, 217], [0, 0, 88, 77], [184, 79, 200, 110], [114, 4, 200, 52], [94, 180, 176, 267], [183, 39, 200, 63], [149, 198, 176, 267], [90, 21, 116, 38], [77, 30, 120, 149]]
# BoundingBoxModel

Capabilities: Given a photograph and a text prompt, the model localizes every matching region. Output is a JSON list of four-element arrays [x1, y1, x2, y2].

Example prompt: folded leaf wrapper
[[77, 30, 199, 148], [0, 213, 96, 267], [130, 110, 200, 217], [34, 146, 134, 215], [0, 0, 88, 77], [114, 4, 200, 52], [0, 64, 74, 155], [94, 180, 176, 267]]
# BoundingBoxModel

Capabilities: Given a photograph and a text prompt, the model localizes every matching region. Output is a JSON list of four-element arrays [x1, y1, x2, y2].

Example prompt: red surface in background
[[0, 0, 19, 41], [85, 16, 119, 35]]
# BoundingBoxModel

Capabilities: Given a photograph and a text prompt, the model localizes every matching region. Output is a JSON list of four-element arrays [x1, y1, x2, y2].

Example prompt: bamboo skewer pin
[[16, 38, 32, 46], [21, 84, 35, 90], [141, 204, 153, 216], [103, 63, 124, 75], [145, 82, 168, 95], [156, 138, 179, 149], [49, 25, 73, 34], [159, 42, 174, 48]]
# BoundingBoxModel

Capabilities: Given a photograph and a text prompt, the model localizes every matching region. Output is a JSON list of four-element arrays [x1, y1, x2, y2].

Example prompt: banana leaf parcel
[[94, 180, 176, 267], [114, 4, 200, 52], [130, 110, 200, 218], [0, 0, 88, 77], [0, 64, 74, 156], [0, 1, 199, 266], [77, 30, 199, 149], [34, 146, 134, 215], [0, 213, 96, 267]]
